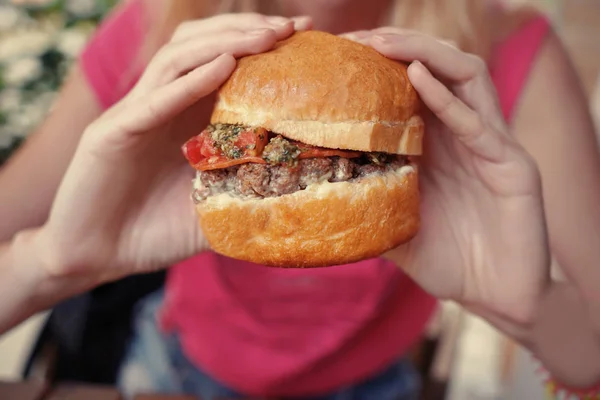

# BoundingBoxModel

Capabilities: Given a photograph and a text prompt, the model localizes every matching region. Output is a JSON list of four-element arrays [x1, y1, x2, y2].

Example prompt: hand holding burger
[[180, 29, 548, 339], [5, 24, 549, 328], [182, 31, 423, 267], [0, 13, 308, 333], [1, 20, 599, 393], [345, 27, 549, 334], [345, 29, 600, 393]]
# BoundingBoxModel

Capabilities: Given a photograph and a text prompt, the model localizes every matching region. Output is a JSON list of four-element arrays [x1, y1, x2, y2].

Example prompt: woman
[[1, 0, 600, 399]]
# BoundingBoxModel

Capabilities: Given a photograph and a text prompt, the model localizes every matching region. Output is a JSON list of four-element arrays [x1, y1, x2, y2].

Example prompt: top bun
[[211, 31, 424, 155]]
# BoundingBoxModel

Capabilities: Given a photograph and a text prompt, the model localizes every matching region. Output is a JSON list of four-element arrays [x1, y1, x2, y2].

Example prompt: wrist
[[1, 228, 98, 333], [533, 357, 600, 399], [0, 228, 53, 333], [530, 281, 600, 388], [463, 302, 535, 348], [585, 296, 600, 342], [9, 227, 54, 303]]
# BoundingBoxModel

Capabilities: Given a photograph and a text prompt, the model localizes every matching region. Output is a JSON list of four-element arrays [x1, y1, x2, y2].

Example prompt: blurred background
[[0, 0, 599, 399], [0, 0, 117, 163]]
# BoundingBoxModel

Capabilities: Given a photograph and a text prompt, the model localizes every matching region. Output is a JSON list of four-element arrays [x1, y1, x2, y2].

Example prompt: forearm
[[0, 228, 96, 335], [530, 281, 600, 388], [469, 281, 600, 388], [0, 65, 102, 242]]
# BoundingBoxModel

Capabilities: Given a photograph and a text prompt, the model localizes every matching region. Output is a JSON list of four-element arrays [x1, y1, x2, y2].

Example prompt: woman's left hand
[[34, 20, 305, 285], [342, 28, 551, 331]]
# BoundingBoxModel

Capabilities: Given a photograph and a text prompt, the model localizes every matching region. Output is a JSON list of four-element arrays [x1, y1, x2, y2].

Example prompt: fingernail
[[412, 60, 426, 70], [372, 35, 389, 43], [343, 34, 369, 44], [292, 15, 312, 28], [408, 61, 426, 77], [292, 15, 311, 21], [341, 31, 367, 41], [266, 16, 290, 25], [249, 28, 272, 36]]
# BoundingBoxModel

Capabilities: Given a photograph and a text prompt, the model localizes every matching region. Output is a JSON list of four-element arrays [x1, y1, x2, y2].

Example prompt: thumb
[[94, 54, 236, 141]]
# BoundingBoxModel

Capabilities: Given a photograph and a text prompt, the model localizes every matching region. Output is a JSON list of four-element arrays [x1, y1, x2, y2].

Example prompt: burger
[[182, 31, 424, 268]]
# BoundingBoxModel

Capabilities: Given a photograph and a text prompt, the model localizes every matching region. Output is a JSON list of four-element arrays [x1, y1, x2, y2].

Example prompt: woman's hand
[[344, 28, 551, 329], [36, 14, 310, 285]]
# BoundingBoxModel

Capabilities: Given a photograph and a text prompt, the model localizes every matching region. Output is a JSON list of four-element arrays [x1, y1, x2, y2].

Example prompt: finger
[[408, 61, 505, 162], [341, 27, 419, 42], [344, 27, 457, 48], [292, 16, 313, 31], [339, 30, 371, 41], [373, 27, 458, 49], [370, 27, 458, 49], [341, 29, 458, 62], [370, 33, 480, 82], [133, 29, 278, 95], [171, 13, 294, 42], [369, 33, 506, 131], [113, 54, 236, 136]]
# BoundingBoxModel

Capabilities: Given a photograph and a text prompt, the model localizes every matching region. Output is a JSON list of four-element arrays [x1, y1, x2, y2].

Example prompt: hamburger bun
[[196, 164, 419, 267], [193, 31, 422, 268], [212, 31, 424, 155]]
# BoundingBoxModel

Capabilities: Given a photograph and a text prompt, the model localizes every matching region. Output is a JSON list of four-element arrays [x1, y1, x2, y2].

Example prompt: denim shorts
[[117, 289, 421, 400]]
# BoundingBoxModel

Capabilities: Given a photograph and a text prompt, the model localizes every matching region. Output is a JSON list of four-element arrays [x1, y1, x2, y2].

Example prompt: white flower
[[0, 133, 15, 149], [0, 90, 56, 137], [8, 102, 49, 137], [0, 89, 22, 113], [3, 56, 43, 86], [36, 12, 67, 36], [65, 0, 97, 17], [3, 113, 29, 137], [0, 6, 24, 32], [0, 30, 53, 62], [7, 91, 56, 136], [10, 0, 56, 6], [56, 28, 89, 58], [33, 91, 56, 113]]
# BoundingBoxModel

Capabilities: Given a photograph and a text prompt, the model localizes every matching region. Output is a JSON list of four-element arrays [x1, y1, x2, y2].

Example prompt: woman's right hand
[[342, 29, 550, 334], [132, 12, 312, 127], [34, 13, 311, 285]]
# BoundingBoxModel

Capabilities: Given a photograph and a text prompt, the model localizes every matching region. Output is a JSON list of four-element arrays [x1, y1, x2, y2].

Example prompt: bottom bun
[[195, 163, 420, 268]]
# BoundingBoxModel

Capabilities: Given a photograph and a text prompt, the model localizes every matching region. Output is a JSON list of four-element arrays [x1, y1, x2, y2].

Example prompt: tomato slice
[[183, 126, 362, 171], [296, 143, 361, 159], [182, 129, 217, 166], [196, 156, 266, 171], [182, 132, 268, 171], [236, 127, 268, 156], [182, 135, 204, 166], [199, 132, 218, 159]]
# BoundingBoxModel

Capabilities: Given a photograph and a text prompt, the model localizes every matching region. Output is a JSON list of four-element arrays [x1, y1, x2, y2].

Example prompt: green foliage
[[0, 0, 117, 161], [0, 136, 24, 166]]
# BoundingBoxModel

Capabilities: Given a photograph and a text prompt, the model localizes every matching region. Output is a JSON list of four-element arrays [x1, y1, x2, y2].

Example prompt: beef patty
[[192, 156, 408, 202]]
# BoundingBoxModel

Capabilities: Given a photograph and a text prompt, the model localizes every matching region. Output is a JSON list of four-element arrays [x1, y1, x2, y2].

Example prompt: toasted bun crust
[[211, 31, 424, 155], [196, 165, 419, 268]]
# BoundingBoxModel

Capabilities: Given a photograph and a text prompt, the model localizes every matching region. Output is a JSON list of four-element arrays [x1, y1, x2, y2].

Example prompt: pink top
[[80, 2, 550, 396]]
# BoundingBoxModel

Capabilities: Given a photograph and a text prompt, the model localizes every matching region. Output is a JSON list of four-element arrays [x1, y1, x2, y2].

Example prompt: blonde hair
[[143, 0, 495, 60], [390, 0, 493, 58]]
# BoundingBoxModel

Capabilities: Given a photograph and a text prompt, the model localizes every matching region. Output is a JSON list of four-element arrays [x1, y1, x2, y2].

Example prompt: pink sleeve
[[80, 0, 146, 110], [489, 15, 552, 122]]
